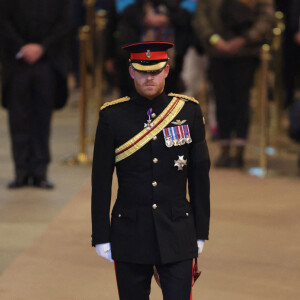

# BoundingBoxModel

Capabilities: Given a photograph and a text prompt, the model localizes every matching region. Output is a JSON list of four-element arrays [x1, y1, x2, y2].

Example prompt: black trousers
[[114, 259, 193, 300], [209, 56, 258, 140], [7, 60, 55, 178]]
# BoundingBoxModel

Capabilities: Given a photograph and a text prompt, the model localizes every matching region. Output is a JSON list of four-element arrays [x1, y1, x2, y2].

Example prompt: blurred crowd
[[1, 0, 300, 189]]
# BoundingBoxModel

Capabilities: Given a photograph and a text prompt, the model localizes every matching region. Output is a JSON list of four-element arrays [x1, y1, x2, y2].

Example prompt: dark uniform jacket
[[91, 92, 210, 264], [0, 0, 73, 109]]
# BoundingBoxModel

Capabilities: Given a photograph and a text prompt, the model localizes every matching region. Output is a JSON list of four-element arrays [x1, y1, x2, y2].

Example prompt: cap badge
[[146, 50, 151, 58], [174, 155, 187, 171]]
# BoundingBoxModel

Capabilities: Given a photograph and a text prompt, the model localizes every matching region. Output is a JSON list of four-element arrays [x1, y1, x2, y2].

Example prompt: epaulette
[[100, 96, 131, 111], [168, 93, 199, 104]]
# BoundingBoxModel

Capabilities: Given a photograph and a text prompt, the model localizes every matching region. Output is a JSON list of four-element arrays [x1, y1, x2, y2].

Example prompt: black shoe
[[7, 176, 29, 189], [215, 153, 231, 168], [230, 146, 245, 169], [215, 145, 231, 168], [230, 155, 244, 168], [32, 177, 54, 189]]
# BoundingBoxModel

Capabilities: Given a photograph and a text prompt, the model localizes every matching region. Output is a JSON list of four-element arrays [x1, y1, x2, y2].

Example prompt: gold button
[[153, 136, 157, 140], [186, 213, 189, 216], [152, 181, 157, 187], [153, 158, 158, 164], [118, 214, 122, 218], [152, 204, 157, 209], [151, 113, 156, 118]]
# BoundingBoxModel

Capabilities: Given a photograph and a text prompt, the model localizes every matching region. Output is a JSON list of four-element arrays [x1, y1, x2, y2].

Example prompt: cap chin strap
[[131, 61, 167, 72]]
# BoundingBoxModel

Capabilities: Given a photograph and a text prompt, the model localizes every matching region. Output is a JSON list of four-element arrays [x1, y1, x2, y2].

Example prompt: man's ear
[[129, 65, 135, 79], [163, 64, 170, 78]]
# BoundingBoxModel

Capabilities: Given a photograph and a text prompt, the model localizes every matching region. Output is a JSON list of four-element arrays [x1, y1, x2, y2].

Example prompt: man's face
[[129, 64, 169, 99]]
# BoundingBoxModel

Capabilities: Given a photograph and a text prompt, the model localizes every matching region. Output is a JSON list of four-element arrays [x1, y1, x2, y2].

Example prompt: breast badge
[[163, 124, 192, 147], [171, 119, 186, 126], [174, 155, 187, 171]]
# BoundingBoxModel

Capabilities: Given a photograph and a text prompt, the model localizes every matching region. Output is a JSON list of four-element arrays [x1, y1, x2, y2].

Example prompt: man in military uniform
[[91, 41, 210, 299]]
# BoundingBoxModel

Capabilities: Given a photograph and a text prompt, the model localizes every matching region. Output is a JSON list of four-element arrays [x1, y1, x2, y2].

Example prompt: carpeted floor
[[0, 167, 299, 299], [1, 69, 300, 299]]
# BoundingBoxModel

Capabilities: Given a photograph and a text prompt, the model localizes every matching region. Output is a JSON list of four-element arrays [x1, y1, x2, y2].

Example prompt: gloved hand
[[95, 243, 114, 262], [197, 240, 205, 254]]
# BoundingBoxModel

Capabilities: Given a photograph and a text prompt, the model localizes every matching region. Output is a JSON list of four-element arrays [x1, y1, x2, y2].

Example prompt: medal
[[165, 136, 173, 147], [182, 124, 192, 144], [176, 125, 185, 145], [174, 155, 187, 171], [173, 139, 179, 146], [144, 108, 154, 130], [163, 124, 192, 147], [163, 128, 173, 147], [170, 127, 180, 146]]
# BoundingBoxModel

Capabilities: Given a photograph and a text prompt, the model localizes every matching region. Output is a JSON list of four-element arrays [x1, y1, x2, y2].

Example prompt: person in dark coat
[[95, 0, 111, 10], [193, 0, 275, 168], [91, 41, 210, 299], [0, 0, 73, 188], [280, 0, 300, 108]]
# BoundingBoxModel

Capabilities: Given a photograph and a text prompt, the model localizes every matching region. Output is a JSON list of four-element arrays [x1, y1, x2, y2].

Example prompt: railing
[[249, 11, 285, 177], [64, 3, 107, 165]]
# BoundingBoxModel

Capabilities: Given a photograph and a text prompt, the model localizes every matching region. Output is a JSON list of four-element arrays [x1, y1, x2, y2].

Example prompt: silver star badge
[[144, 120, 154, 130], [174, 155, 187, 171]]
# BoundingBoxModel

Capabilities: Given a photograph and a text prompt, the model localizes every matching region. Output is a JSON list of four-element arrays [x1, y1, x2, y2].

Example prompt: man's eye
[[149, 71, 161, 76]]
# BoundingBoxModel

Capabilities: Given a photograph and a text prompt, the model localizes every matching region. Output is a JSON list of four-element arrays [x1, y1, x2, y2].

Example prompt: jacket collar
[[131, 92, 169, 109]]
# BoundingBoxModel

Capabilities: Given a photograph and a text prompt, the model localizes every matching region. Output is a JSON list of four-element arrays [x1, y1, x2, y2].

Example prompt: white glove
[[95, 243, 114, 262], [197, 240, 205, 254]]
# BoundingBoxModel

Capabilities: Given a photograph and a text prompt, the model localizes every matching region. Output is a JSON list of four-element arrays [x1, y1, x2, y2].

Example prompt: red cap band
[[130, 51, 168, 61]]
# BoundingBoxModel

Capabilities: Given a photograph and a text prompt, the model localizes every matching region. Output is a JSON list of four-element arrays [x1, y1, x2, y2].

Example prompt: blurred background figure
[[274, 0, 285, 13], [272, 0, 300, 174], [71, 0, 86, 89], [193, 0, 275, 169], [288, 95, 300, 175], [70, 0, 110, 89], [280, 0, 300, 108], [0, 0, 73, 189], [104, 0, 198, 97], [283, 0, 300, 175], [95, 0, 111, 10]]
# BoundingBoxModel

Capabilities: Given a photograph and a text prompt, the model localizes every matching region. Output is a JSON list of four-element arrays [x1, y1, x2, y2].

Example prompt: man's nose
[[147, 73, 154, 80]]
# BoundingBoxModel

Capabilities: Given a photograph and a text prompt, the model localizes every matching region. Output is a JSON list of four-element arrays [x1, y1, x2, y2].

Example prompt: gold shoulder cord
[[168, 93, 205, 124], [100, 96, 131, 111], [168, 93, 199, 104]]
